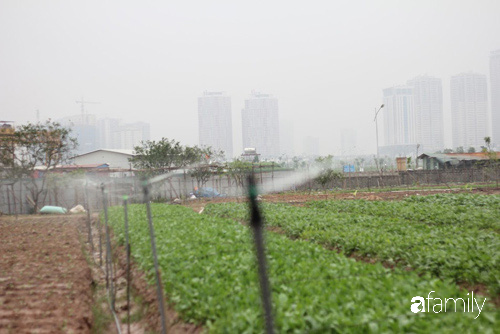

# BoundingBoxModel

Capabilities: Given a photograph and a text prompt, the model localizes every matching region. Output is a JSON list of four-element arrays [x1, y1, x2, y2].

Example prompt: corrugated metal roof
[[418, 152, 499, 164], [73, 149, 135, 158]]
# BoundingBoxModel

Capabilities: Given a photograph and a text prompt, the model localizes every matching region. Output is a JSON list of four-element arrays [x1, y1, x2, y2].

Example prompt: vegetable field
[[205, 194, 500, 295], [107, 195, 499, 333]]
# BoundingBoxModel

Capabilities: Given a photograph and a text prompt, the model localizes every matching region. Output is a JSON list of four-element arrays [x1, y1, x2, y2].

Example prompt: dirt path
[[0, 215, 93, 334]]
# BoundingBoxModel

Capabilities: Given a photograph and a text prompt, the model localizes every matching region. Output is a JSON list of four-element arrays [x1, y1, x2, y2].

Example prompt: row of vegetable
[[203, 194, 500, 295], [107, 201, 498, 332]]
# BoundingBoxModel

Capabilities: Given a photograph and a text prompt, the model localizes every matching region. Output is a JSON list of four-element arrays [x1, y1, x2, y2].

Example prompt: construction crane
[[76, 97, 100, 124]]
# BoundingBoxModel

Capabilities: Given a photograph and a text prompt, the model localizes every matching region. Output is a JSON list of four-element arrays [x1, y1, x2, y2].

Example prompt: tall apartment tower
[[407, 76, 444, 152], [382, 86, 416, 146], [241, 91, 280, 158], [490, 50, 500, 147], [450, 73, 488, 149], [198, 91, 233, 159]]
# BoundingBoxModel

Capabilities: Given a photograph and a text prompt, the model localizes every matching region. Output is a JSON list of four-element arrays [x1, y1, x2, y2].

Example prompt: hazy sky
[[1, 0, 499, 156]]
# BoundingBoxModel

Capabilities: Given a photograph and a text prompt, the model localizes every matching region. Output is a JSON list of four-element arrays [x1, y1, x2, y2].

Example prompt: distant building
[[241, 148, 260, 162], [73, 149, 135, 170], [198, 91, 233, 159], [490, 50, 500, 147], [241, 91, 280, 158], [382, 86, 416, 148], [303, 136, 320, 157], [418, 152, 500, 170], [407, 76, 444, 152], [450, 73, 488, 150], [59, 115, 150, 153], [58, 114, 98, 155]]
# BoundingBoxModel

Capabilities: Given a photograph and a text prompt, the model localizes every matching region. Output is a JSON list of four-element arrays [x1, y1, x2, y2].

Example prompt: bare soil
[[0, 215, 93, 334]]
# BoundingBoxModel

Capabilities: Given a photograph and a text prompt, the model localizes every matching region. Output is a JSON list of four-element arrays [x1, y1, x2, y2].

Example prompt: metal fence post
[[123, 196, 131, 334], [101, 183, 115, 309], [248, 173, 275, 334], [85, 182, 94, 255], [142, 180, 167, 334]]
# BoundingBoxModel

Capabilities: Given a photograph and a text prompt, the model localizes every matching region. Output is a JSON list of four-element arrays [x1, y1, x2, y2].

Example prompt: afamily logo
[[411, 291, 487, 319]]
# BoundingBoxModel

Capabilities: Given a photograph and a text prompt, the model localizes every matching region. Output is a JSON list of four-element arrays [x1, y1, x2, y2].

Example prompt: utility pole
[[416, 144, 420, 169], [374, 104, 384, 169], [76, 97, 100, 124]]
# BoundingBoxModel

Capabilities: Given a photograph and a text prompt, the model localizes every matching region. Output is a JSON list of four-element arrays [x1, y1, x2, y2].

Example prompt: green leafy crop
[[108, 203, 498, 332], [204, 194, 500, 295]]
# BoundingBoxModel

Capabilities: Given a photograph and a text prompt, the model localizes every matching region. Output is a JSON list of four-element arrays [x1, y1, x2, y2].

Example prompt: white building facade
[[451, 73, 489, 149], [382, 86, 416, 146], [198, 91, 233, 159], [241, 92, 280, 159], [73, 149, 135, 169], [407, 76, 444, 152], [490, 50, 500, 147]]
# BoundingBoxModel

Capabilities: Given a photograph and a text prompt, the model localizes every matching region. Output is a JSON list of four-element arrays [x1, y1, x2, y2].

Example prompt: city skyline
[[57, 114, 150, 154], [1, 1, 499, 156]]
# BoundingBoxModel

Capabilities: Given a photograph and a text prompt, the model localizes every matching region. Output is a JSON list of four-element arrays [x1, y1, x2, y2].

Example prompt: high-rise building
[[241, 91, 280, 158], [490, 50, 500, 147], [450, 73, 488, 150], [382, 86, 416, 146], [198, 91, 233, 159], [407, 76, 444, 152]]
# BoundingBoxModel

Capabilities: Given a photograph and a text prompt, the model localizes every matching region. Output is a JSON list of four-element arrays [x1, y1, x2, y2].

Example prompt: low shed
[[418, 152, 500, 170], [73, 149, 135, 170]]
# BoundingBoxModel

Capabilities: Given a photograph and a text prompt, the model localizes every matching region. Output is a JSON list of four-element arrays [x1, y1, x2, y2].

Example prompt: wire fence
[[1, 166, 499, 215]]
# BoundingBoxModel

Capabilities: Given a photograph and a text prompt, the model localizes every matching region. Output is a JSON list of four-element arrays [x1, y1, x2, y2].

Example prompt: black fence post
[[142, 180, 167, 334], [101, 184, 115, 309], [123, 196, 131, 334], [248, 173, 275, 334], [85, 182, 94, 255]]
